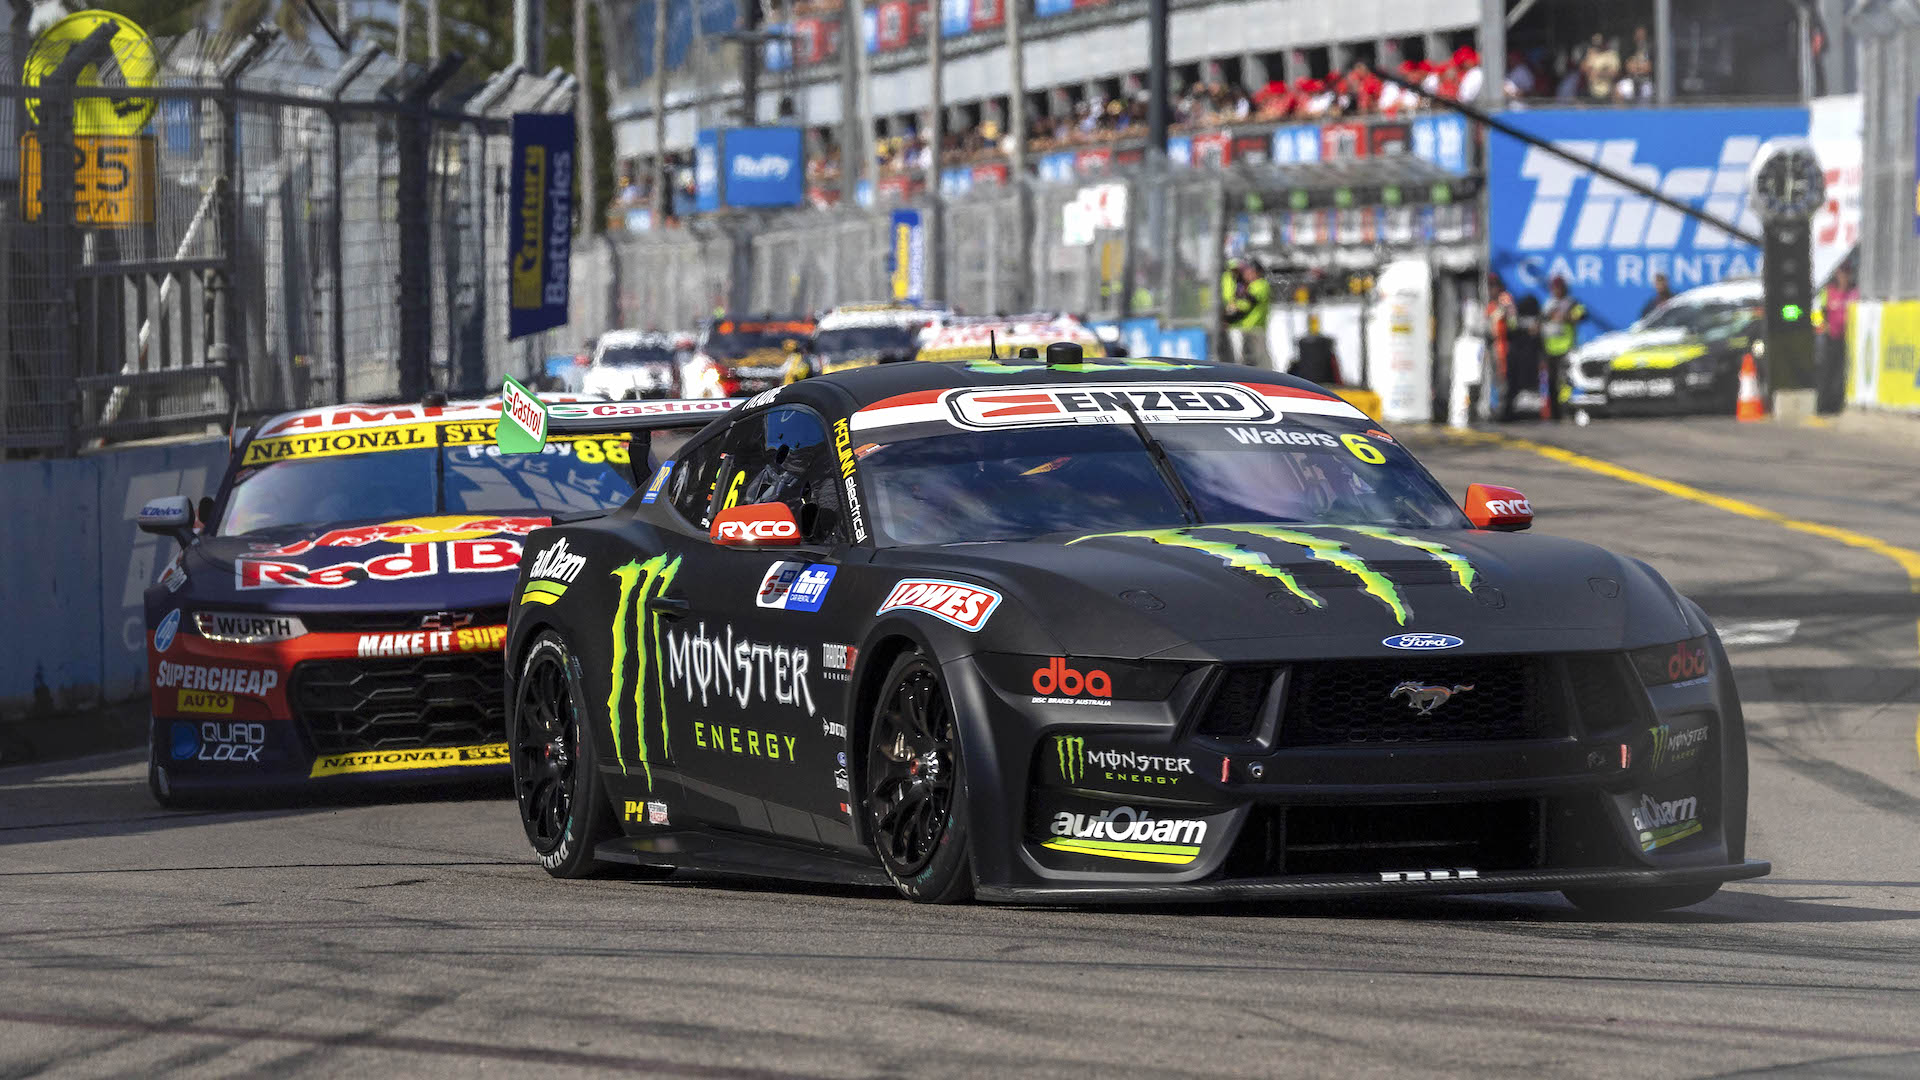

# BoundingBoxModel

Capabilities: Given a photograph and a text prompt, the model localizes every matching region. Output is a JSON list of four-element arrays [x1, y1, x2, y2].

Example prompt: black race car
[[133, 393, 733, 806], [1564, 280, 1765, 415], [499, 345, 1766, 912]]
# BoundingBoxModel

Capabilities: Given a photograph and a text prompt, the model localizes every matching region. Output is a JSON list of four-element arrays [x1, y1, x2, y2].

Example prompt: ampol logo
[[1488, 106, 1809, 337]]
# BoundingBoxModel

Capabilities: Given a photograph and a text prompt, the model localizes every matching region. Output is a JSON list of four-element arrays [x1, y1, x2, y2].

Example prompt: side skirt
[[594, 828, 893, 889]]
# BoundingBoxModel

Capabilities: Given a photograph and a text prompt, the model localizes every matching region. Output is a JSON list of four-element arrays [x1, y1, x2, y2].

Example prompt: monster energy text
[[1055, 735, 1194, 787]]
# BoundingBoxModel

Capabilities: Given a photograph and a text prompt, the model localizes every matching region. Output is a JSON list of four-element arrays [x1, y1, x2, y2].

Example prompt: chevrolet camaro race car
[[136, 394, 735, 805], [498, 344, 1766, 912]]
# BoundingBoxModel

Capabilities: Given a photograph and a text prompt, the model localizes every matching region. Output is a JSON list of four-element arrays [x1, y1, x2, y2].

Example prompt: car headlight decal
[[1629, 636, 1710, 686]]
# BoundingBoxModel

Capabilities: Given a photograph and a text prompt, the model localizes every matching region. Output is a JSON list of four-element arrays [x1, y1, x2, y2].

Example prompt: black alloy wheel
[[512, 631, 622, 878], [866, 652, 973, 902]]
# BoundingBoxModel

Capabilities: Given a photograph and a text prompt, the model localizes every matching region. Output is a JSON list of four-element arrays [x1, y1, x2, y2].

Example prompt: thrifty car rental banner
[[508, 112, 574, 340]]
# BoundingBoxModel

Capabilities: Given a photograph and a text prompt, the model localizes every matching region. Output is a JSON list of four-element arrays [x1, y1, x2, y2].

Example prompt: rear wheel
[[1563, 882, 1720, 917], [865, 652, 973, 903], [512, 631, 623, 879]]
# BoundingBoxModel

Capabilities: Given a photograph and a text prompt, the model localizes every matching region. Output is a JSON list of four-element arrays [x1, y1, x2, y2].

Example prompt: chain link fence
[[589, 165, 1225, 340], [0, 26, 573, 457]]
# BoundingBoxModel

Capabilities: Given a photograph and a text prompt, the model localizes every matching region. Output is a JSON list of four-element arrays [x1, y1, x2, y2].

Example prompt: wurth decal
[[1071, 526, 1480, 626], [607, 554, 682, 785]]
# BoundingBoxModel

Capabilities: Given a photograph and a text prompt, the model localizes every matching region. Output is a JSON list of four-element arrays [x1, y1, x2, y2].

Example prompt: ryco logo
[[1483, 498, 1531, 517], [716, 517, 798, 542], [1032, 658, 1111, 698]]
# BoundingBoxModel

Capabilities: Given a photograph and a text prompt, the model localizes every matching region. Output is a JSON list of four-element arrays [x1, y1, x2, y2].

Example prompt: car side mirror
[[710, 502, 802, 547], [137, 495, 196, 549], [1464, 483, 1532, 531]]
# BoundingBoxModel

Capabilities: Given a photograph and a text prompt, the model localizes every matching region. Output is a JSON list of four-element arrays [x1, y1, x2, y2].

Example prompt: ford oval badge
[[1382, 633, 1464, 651]]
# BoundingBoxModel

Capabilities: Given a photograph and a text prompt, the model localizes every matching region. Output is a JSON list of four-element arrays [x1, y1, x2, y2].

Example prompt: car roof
[[252, 393, 589, 438], [774, 354, 1363, 416], [1671, 279, 1762, 304]]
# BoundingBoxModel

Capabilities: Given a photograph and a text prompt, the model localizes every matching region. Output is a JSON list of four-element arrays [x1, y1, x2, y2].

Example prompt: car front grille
[[1281, 656, 1557, 746], [299, 607, 509, 633], [290, 654, 507, 755], [1279, 799, 1543, 875]]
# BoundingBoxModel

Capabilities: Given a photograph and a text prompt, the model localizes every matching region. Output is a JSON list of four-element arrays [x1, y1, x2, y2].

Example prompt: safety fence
[[583, 163, 1227, 343], [0, 26, 573, 456]]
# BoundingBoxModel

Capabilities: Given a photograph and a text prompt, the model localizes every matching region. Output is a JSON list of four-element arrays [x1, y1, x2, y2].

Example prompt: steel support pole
[[397, 0, 409, 60], [650, 0, 669, 228], [854, 2, 875, 203], [1654, 0, 1674, 104], [575, 0, 598, 239], [1146, 0, 1167, 154], [839, 0, 862, 205], [1007, 0, 1030, 307], [1479, 0, 1505, 110], [514, 0, 543, 72], [927, 4, 946, 301], [327, 44, 379, 402]]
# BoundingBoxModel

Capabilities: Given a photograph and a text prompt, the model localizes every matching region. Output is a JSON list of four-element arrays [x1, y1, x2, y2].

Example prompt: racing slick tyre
[[1562, 882, 1720, 917], [866, 651, 974, 904], [512, 631, 667, 880], [147, 755, 200, 810]]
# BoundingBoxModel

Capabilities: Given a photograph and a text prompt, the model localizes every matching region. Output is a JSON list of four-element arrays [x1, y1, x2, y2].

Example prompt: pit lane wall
[[0, 439, 228, 725]]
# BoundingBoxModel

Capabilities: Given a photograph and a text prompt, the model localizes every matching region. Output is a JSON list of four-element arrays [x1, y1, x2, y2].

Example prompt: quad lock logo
[[171, 721, 266, 763], [1053, 735, 1194, 788]]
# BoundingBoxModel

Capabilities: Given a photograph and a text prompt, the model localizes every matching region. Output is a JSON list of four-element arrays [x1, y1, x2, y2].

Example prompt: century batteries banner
[[1486, 106, 1807, 341], [507, 112, 574, 340]]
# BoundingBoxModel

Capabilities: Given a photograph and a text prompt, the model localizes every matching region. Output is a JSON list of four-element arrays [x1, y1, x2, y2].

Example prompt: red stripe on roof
[[1244, 382, 1342, 402], [859, 388, 946, 412]]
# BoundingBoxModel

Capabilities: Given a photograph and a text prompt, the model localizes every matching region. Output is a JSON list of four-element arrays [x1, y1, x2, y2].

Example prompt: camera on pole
[[1747, 139, 1826, 394]]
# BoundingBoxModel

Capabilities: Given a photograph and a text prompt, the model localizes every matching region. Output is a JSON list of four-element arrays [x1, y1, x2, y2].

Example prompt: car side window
[[668, 431, 728, 527], [711, 405, 846, 544]]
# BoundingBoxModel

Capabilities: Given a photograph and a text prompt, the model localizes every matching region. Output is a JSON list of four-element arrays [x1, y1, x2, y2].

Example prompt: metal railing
[[0, 27, 573, 456]]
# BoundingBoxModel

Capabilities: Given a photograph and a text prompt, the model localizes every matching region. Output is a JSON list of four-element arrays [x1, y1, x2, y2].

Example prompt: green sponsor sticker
[[497, 375, 548, 454]]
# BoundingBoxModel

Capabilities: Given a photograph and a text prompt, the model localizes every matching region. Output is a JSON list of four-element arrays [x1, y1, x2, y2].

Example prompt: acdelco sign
[[1487, 106, 1807, 338], [945, 383, 1272, 429]]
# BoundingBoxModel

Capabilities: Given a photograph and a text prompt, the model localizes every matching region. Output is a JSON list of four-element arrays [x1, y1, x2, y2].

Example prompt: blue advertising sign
[[722, 126, 805, 208], [1270, 125, 1321, 166], [941, 0, 971, 37], [1038, 151, 1076, 184], [863, 6, 878, 53], [1035, 0, 1072, 14], [694, 129, 721, 212], [1167, 136, 1192, 167], [1487, 106, 1808, 340], [1410, 115, 1469, 175], [507, 113, 574, 340], [1913, 95, 1920, 237], [940, 167, 973, 197], [889, 209, 926, 302], [762, 23, 792, 72]]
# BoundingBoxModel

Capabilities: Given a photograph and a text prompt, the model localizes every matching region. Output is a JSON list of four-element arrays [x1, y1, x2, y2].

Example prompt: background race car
[[136, 394, 732, 806], [811, 302, 950, 373], [685, 315, 816, 397], [914, 312, 1107, 363], [1566, 280, 1765, 416], [583, 329, 695, 400]]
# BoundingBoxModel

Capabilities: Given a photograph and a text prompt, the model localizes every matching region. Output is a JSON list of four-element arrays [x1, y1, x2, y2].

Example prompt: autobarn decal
[[1070, 525, 1479, 627], [1044, 806, 1208, 864], [309, 742, 508, 778]]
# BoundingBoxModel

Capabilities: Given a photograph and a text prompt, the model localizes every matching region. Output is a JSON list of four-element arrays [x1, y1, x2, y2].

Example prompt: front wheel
[[511, 631, 622, 879], [865, 652, 974, 903], [1563, 882, 1720, 918]]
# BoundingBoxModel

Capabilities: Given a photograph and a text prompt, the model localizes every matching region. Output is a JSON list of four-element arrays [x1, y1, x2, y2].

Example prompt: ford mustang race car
[[499, 345, 1766, 913], [1565, 280, 1764, 416], [135, 393, 736, 806]]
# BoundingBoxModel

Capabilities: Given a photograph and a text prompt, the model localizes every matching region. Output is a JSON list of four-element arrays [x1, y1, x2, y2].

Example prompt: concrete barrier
[[1, 438, 228, 723]]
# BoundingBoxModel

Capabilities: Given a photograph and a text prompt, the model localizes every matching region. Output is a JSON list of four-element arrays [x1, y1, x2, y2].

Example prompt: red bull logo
[[252, 516, 548, 557], [237, 534, 533, 590]]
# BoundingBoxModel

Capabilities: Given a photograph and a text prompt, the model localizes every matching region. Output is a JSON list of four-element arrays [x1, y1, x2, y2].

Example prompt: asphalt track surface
[[6, 416, 1920, 1079]]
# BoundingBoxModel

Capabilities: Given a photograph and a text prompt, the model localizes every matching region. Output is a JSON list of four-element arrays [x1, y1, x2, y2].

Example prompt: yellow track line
[[1448, 430, 1920, 760]]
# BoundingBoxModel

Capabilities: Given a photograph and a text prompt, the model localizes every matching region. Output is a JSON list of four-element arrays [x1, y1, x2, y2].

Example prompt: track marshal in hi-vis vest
[[507, 113, 575, 339]]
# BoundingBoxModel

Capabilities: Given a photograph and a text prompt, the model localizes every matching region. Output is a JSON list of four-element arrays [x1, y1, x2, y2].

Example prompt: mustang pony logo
[[1389, 681, 1474, 715]]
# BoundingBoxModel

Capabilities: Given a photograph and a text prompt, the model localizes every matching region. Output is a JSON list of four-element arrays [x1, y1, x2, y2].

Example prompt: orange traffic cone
[[1735, 352, 1765, 422]]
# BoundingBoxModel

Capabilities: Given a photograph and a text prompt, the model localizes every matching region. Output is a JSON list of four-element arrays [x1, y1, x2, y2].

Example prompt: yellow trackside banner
[[242, 423, 440, 465], [1876, 300, 1920, 411], [309, 742, 509, 778]]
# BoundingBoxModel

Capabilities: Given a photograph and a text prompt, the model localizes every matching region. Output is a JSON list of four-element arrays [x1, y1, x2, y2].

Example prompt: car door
[[660, 404, 862, 846]]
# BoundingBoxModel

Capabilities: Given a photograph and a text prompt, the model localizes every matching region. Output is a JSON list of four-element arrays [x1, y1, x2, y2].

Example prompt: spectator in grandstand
[[1625, 25, 1655, 99], [1582, 33, 1621, 100], [1221, 259, 1272, 369], [1556, 46, 1586, 99], [1504, 50, 1536, 99], [1641, 272, 1675, 319], [1455, 47, 1484, 104]]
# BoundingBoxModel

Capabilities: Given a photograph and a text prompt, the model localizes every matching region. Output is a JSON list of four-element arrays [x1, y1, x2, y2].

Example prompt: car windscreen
[[1639, 297, 1759, 335], [703, 322, 813, 360], [444, 438, 635, 515], [221, 449, 439, 534], [859, 422, 1464, 545], [813, 325, 921, 356], [597, 344, 679, 367]]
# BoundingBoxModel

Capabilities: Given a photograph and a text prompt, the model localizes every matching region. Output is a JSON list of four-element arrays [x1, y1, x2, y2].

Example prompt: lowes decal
[[1487, 106, 1808, 340]]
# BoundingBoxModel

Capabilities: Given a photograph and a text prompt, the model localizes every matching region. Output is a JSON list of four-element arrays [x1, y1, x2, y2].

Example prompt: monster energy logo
[[607, 553, 683, 786], [1648, 722, 1710, 770], [1056, 735, 1085, 784], [1069, 525, 1479, 626]]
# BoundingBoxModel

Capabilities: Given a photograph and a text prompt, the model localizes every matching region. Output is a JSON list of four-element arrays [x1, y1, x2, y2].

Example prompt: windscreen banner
[[1486, 106, 1808, 340], [507, 112, 574, 340]]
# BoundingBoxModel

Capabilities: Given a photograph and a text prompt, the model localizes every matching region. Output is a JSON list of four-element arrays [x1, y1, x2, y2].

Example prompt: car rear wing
[[498, 374, 743, 454]]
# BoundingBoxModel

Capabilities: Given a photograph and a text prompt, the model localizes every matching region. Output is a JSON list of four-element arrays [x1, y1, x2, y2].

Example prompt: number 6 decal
[[1341, 432, 1385, 465]]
